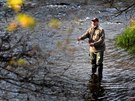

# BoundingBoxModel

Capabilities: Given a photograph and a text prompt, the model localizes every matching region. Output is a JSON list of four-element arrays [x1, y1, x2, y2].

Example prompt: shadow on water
[[85, 74, 105, 101]]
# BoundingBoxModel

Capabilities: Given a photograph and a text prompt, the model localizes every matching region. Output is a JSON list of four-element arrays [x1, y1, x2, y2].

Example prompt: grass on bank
[[115, 21, 135, 53]]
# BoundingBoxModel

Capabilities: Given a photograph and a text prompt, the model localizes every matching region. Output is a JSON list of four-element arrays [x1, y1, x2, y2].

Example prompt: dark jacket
[[80, 26, 105, 52]]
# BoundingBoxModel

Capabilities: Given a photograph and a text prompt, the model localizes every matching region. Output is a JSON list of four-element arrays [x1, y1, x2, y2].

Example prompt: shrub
[[115, 22, 135, 53]]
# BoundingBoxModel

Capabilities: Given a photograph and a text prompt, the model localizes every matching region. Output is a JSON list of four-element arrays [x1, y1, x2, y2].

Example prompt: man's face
[[91, 21, 98, 28]]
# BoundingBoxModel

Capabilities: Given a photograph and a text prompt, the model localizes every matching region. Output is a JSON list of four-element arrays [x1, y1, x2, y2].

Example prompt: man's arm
[[77, 28, 90, 41]]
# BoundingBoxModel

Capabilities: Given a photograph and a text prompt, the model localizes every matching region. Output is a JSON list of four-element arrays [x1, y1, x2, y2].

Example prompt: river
[[28, 1, 135, 101], [0, 0, 135, 101]]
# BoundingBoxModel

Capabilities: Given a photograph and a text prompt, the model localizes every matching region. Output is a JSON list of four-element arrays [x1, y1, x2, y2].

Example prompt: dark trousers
[[89, 51, 104, 81]]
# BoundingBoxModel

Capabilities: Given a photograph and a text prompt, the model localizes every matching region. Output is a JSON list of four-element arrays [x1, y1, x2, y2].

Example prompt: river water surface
[[1, 1, 135, 101], [29, 1, 135, 101]]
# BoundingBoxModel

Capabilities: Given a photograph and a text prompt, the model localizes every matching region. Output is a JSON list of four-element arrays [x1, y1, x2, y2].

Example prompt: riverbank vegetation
[[115, 18, 135, 53]]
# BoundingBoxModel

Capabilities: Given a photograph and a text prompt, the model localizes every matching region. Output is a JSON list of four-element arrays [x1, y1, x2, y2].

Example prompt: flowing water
[[34, 2, 135, 101], [0, 1, 135, 101], [29, 1, 135, 101]]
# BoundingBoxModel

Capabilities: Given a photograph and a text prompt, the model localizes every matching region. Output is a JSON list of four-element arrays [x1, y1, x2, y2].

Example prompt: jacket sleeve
[[93, 29, 105, 46], [79, 28, 90, 40]]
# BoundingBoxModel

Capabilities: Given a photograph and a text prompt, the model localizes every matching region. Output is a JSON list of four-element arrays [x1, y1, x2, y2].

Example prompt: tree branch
[[114, 2, 135, 17]]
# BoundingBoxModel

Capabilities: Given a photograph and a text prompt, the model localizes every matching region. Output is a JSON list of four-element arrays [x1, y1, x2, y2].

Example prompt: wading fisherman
[[77, 18, 105, 82]]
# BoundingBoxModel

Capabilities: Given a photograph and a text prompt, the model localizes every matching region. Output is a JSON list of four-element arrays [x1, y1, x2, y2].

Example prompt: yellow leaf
[[7, 0, 24, 12], [7, 21, 18, 32], [16, 13, 36, 28], [17, 58, 27, 66], [13, 5, 21, 12], [48, 19, 62, 29], [8, 59, 17, 65]]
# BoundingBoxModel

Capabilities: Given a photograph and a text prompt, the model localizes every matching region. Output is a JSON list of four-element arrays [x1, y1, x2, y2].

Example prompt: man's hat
[[91, 18, 99, 22]]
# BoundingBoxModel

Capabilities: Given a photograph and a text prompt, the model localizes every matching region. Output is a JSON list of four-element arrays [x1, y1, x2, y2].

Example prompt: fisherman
[[77, 18, 105, 81]]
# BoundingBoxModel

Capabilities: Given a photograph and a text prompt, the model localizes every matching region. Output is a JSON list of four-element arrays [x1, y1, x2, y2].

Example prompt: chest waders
[[90, 28, 104, 82]]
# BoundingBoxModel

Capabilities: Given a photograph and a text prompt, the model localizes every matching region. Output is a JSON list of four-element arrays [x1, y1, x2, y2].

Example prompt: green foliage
[[115, 24, 135, 53]]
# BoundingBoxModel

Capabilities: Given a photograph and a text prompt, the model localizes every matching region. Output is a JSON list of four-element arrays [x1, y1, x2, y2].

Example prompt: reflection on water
[[85, 74, 105, 101]]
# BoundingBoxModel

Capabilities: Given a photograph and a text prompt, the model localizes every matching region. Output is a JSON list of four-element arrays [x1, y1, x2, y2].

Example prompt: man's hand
[[89, 42, 94, 46], [77, 37, 81, 41]]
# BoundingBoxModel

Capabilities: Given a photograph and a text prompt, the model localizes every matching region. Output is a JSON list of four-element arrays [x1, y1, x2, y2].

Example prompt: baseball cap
[[91, 18, 99, 22]]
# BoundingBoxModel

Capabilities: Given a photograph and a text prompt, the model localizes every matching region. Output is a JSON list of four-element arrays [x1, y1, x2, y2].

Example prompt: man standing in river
[[77, 18, 105, 82]]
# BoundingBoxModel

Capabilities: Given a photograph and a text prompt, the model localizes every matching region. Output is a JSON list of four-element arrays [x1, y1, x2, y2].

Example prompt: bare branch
[[114, 2, 135, 17]]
